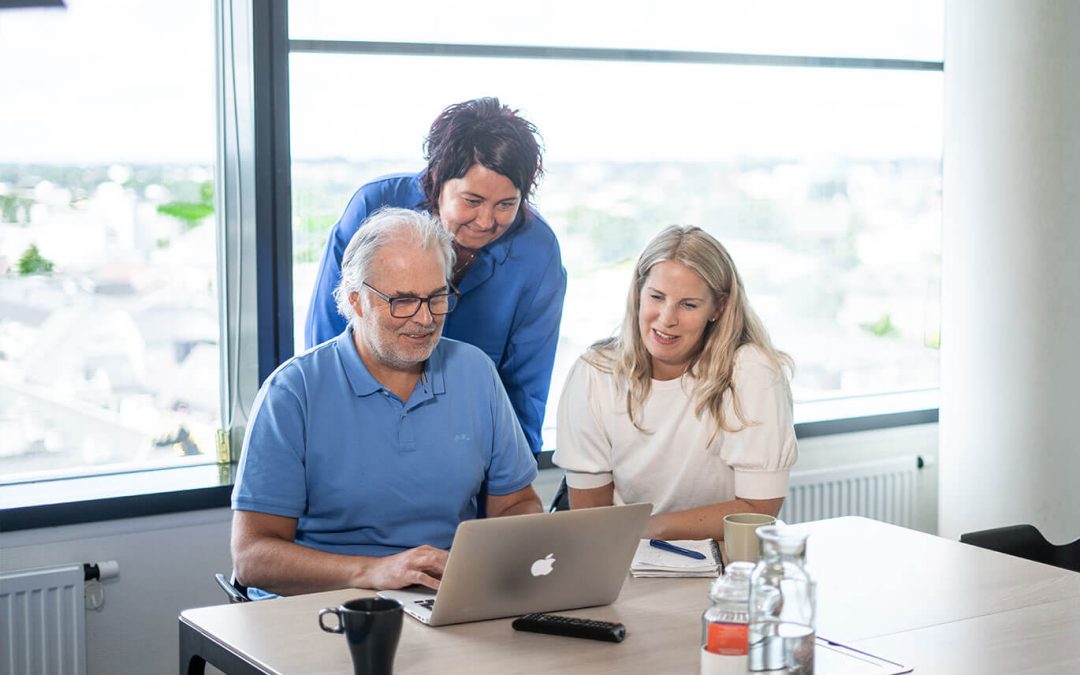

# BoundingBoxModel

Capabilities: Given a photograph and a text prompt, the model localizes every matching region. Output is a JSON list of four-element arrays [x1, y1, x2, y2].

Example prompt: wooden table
[[179, 517, 1080, 674]]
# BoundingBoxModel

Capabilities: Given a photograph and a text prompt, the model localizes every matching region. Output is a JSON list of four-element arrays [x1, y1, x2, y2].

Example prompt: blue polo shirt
[[232, 328, 538, 557], [304, 172, 567, 455]]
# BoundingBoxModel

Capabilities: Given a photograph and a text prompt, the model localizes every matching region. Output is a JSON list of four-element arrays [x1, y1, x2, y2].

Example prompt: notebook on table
[[378, 502, 652, 626], [630, 539, 722, 577]]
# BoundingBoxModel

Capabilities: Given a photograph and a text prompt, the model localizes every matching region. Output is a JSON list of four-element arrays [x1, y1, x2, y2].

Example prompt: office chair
[[960, 524, 1080, 573], [214, 572, 251, 603], [549, 476, 570, 512]]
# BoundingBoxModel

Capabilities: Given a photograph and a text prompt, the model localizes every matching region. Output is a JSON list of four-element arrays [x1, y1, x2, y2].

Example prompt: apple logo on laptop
[[530, 553, 556, 577]]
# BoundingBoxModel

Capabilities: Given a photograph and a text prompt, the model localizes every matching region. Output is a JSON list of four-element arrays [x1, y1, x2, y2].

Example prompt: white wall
[[940, 0, 1080, 540], [0, 509, 232, 675]]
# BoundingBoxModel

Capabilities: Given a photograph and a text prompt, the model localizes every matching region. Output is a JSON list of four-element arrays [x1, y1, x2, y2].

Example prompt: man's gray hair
[[333, 207, 456, 323]]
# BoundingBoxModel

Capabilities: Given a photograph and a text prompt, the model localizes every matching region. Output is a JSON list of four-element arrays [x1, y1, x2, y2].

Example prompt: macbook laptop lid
[[379, 502, 652, 626]]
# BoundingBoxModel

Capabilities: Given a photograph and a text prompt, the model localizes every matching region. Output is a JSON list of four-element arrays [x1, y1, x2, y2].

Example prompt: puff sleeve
[[722, 348, 798, 500], [553, 358, 616, 490]]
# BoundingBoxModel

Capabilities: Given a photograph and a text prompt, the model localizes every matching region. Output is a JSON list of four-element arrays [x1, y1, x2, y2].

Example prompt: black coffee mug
[[319, 597, 404, 675]]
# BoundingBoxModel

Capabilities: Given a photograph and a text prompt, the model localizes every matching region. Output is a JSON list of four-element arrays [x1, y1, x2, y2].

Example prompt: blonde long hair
[[585, 225, 792, 436]]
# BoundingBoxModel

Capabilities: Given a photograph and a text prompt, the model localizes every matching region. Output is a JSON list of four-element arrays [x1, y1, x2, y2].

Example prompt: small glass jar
[[701, 561, 754, 675], [747, 525, 816, 674]]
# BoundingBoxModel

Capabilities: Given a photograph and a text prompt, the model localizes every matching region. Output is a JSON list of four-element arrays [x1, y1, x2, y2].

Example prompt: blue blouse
[[305, 172, 566, 454]]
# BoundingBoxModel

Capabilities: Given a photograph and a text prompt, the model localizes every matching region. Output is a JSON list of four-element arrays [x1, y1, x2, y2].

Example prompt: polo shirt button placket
[[398, 404, 415, 451]]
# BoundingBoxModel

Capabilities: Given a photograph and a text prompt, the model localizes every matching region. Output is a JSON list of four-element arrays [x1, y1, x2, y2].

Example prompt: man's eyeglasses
[[362, 282, 460, 319]]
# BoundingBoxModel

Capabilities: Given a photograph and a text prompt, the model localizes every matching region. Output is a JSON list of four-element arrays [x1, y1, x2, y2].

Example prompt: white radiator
[[0, 564, 86, 675], [780, 456, 920, 528]]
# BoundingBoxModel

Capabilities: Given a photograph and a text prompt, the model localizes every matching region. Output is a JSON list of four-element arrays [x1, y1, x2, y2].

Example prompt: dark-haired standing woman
[[305, 98, 566, 456]]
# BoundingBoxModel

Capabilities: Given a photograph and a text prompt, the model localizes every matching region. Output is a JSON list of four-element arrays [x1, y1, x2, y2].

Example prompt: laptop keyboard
[[415, 598, 435, 609]]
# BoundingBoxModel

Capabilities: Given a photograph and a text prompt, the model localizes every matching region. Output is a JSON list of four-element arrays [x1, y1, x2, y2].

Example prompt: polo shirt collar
[[336, 326, 446, 398], [424, 342, 447, 396], [336, 328, 382, 397]]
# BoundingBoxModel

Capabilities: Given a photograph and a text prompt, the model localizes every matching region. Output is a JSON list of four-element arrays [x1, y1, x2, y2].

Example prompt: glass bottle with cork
[[701, 560, 754, 675]]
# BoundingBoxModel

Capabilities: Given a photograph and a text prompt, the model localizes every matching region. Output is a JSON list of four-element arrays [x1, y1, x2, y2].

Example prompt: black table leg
[[179, 617, 266, 675]]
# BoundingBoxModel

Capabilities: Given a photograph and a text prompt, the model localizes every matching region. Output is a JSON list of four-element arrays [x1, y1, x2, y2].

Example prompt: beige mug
[[723, 513, 777, 563]]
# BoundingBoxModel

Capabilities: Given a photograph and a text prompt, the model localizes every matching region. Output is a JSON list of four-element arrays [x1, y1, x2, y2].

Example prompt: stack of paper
[[629, 539, 721, 578]]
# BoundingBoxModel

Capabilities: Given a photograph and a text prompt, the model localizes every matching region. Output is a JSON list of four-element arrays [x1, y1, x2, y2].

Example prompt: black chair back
[[549, 476, 570, 512], [214, 572, 251, 603], [960, 524, 1080, 573]]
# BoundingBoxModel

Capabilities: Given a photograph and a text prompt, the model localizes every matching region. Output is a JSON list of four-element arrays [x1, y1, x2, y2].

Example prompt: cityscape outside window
[[0, 1, 943, 484], [289, 56, 943, 449], [0, 1, 218, 482]]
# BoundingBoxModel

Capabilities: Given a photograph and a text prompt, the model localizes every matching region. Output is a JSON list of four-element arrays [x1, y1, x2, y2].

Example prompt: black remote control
[[511, 613, 627, 642]]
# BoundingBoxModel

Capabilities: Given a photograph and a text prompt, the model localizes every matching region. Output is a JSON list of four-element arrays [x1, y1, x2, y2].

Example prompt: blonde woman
[[553, 225, 797, 540]]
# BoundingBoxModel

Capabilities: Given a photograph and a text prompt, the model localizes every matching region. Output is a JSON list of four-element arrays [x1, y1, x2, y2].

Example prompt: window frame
[[0, 0, 943, 532]]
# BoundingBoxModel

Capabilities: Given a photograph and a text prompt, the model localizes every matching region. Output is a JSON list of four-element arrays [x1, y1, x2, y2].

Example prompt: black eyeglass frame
[[361, 281, 460, 318]]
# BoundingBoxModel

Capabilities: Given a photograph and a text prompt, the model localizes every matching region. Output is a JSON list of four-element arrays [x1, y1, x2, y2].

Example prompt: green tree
[[157, 180, 214, 230], [0, 195, 33, 224], [0, 195, 17, 223], [16, 244, 54, 275], [860, 313, 900, 338]]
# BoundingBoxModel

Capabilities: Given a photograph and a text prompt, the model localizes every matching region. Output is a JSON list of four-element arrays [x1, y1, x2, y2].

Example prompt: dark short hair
[[420, 97, 544, 212]]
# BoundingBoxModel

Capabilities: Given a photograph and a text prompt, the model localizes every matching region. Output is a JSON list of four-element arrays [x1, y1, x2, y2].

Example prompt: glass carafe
[[747, 525, 816, 674]]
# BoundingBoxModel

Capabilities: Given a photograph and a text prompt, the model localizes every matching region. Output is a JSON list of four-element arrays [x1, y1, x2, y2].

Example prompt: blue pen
[[649, 538, 707, 560]]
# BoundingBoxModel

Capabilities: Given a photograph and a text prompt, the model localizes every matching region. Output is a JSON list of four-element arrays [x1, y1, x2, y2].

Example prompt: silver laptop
[[378, 502, 652, 626]]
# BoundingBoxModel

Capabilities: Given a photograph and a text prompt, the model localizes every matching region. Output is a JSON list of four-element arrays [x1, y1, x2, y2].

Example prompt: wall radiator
[[0, 565, 86, 675], [780, 456, 920, 528]]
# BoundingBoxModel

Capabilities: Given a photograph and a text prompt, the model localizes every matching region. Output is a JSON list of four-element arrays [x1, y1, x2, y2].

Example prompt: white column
[[940, 0, 1080, 540]]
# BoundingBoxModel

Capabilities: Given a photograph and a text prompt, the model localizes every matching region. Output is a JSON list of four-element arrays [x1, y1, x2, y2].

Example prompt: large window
[[287, 1, 944, 448], [1, 1, 944, 522], [0, 1, 219, 484]]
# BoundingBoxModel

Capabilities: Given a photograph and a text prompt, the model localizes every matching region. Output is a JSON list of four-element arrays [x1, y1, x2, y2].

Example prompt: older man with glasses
[[231, 208, 542, 597]]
